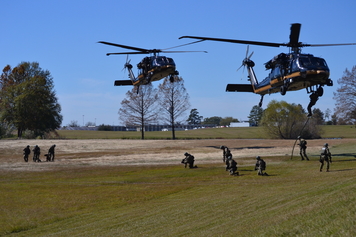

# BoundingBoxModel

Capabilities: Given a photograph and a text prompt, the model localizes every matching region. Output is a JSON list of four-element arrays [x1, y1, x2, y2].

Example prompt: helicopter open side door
[[114, 80, 133, 86], [226, 84, 254, 93]]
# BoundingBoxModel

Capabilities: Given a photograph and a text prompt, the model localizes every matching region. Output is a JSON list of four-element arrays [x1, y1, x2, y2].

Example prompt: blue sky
[[1, 0, 356, 126]]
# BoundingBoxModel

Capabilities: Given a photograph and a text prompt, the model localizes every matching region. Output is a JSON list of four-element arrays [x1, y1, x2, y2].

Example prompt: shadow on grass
[[329, 168, 354, 172], [333, 153, 356, 158], [335, 159, 356, 162], [207, 146, 275, 150]]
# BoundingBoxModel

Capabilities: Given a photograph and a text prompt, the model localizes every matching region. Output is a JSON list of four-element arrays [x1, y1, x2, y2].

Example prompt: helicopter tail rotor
[[122, 54, 132, 70], [237, 45, 254, 73]]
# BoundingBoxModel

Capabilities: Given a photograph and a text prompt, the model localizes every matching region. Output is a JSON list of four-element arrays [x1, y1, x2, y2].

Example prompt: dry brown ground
[[0, 139, 352, 171]]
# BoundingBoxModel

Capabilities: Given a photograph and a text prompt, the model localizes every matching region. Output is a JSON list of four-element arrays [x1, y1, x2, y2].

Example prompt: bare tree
[[158, 76, 190, 140], [333, 66, 356, 125], [118, 84, 160, 139]]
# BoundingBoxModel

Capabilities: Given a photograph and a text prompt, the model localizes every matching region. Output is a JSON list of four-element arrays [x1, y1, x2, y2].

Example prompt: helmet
[[297, 136, 301, 139], [220, 145, 225, 149], [256, 156, 261, 160], [324, 143, 328, 147], [184, 152, 189, 156], [27, 145, 30, 147]]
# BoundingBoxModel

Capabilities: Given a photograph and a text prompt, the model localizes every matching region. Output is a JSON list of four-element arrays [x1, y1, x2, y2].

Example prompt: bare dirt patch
[[0, 139, 351, 171]]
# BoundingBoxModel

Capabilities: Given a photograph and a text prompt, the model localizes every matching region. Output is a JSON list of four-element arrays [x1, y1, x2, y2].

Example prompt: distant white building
[[229, 122, 250, 127]]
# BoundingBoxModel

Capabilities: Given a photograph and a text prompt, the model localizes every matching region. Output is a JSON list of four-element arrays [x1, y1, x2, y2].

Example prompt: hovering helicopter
[[98, 40, 206, 92], [179, 23, 356, 116]]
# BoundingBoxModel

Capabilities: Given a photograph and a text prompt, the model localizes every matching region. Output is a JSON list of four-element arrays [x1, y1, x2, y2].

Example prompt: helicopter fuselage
[[133, 56, 177, 86], [227, 53, 332, 96], [255, 53, 331, 95]]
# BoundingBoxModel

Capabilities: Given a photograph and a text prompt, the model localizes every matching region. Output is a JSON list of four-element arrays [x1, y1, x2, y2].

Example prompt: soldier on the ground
[[297, 136, 309, 160], [23, 145, 31, 162], [220, 145, 231, 163], [320, 143, 332, 172], [181, 152, 197, 168], [33, 145, 41, 162], [254, 156, 267, 176], [226, 157, 238, 176], [224, 149, 233, 170], [45, 144, 56, 162]]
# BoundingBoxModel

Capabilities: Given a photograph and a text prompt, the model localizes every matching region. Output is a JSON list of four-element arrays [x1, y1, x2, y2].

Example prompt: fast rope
[[291, 116, 310, 160]]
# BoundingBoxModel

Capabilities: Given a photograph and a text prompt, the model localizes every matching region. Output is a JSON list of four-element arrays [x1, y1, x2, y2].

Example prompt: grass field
[[1, 127, 356, 236], [57, 125, 356, 140]]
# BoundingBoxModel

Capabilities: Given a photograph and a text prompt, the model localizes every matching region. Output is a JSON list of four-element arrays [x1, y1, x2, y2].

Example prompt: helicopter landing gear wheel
[[169, 75, 175, 83], [280, 85, 287, 95], [326, 79, 333, 86]]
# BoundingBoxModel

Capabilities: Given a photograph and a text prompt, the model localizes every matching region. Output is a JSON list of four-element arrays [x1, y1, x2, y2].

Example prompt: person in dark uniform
[[224, 149, 233, 170], [226, 157, 238, 176], [220, 146, 230, 163], [297, 136, 309, 161], [320, 143, 332, 172], [32, 145, 41, 162], [307, 91, 319, 117], [23, 145, 31, 162], [255, 156, 267, 176], [46, 144, 56, 162], [181, 152, 196, 168]]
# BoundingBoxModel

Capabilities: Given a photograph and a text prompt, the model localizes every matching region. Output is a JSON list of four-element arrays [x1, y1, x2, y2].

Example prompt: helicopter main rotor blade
[[303, 43, 356, 47], [179, 36, 282, 47], [98, 41, 152, 53], [289, 23, 301, 46], [106, 52, 149, 56], [160, 50, 208, 53], [163, 40, 206, 50]]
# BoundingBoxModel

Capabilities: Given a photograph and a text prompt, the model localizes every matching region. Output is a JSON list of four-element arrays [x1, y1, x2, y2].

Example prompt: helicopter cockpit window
[[151, 57, 175, 67], [298, 56, 328, 70], [152, 57, 165, 67], [291, 59, 299, 73]]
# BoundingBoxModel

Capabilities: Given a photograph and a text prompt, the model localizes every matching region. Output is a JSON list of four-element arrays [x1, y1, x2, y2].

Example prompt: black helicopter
[[98, 40, 206, 92], [180, 23, 356, 116]]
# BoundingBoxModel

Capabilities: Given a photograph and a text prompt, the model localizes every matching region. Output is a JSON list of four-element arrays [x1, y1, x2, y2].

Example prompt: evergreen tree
[[248, 105, 264, 126], [187, 108, 203, 125]]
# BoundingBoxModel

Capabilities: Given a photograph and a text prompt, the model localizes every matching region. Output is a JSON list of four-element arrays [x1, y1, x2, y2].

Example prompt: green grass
[[57, 125, 356, 140], [1, 145, 356, 236]]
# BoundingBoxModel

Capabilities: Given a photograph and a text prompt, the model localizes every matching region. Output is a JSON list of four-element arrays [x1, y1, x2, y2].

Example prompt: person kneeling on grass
[[255, 156, 268, 176], [226, 157, 238, 176], [181, 152, 197, 169]]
